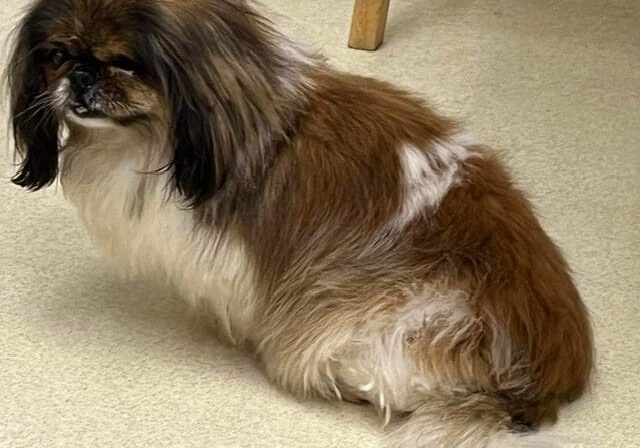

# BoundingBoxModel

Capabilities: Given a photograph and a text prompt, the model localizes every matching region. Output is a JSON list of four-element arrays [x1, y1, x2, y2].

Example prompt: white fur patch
[[337, 287, 475, 409], [52, 79, 70, 109], [274, 33, 319, 94], [395, 134, 476, 227], [392, 412, 562, 448], [280, 283, 479, 427], [60, 129, 257, 345]]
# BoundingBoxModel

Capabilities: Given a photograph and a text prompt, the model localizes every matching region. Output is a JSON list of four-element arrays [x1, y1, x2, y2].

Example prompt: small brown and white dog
[[8, 0, 593, 446]]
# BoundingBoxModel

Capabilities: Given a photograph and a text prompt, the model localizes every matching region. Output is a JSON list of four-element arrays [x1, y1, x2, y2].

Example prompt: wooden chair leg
[[349, 0, 391, 51]]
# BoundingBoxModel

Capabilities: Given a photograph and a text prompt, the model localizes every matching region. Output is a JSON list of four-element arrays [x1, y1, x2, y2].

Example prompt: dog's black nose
[[70, 68, 96, 91]]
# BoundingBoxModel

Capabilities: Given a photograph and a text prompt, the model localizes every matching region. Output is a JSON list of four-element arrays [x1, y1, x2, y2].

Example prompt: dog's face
[[9, 0, 292, 205], [20, 0, 163, 129], [39, 22, 160, 127]]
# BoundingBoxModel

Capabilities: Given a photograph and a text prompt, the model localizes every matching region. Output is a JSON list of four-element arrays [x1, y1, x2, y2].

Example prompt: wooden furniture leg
[[349, 0, 391, 51]]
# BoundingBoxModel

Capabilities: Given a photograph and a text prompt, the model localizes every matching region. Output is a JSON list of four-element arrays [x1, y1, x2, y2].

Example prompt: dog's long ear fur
[[134, 1, 301, 207], [161, 60, 230, 208], [9, 6, 61, 190]]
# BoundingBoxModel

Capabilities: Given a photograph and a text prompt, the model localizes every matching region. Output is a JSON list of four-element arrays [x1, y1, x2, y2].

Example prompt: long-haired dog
[[7, 1, 593, 446]]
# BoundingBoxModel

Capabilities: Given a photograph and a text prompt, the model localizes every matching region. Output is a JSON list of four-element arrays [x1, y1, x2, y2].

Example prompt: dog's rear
[[399, 147, 590, 447], [253, 73, 593, 447], [391, 150, 593, 447]]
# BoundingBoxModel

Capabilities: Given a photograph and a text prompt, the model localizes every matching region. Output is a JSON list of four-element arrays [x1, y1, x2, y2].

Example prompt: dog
[[7, 1, 593, 446]]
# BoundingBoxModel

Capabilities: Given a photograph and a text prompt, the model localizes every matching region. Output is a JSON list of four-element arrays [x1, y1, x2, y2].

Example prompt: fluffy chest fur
[[60, 133, 257, 344]]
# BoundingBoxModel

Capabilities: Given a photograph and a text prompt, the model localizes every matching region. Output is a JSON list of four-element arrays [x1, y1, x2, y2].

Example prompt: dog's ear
[[165, 72, 229, 207], [134, 1, 280, 208], [9, 18, 60, 190], [135, 0, 291, 207], [136, 8, 235, 208]]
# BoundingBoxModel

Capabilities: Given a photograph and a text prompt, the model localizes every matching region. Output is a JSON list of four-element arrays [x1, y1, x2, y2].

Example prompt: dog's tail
[[391, 393, 559, 448]]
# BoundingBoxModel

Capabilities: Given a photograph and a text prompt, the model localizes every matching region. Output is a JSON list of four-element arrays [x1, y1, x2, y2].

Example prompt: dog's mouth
[[70, 104, 107, 119], [65, 102, 115, 129]]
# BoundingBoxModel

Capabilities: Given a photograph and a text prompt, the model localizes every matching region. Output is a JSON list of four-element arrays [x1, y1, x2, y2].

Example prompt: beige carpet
[[1, 1, 638, 447]]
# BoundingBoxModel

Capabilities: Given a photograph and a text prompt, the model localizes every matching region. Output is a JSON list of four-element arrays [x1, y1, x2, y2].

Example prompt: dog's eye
[[110, 56, 139, 73], [48, 49, 68, 68]]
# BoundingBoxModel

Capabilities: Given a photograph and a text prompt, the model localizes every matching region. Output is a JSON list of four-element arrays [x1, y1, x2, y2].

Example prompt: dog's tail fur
[[391, 393, 559, 448]]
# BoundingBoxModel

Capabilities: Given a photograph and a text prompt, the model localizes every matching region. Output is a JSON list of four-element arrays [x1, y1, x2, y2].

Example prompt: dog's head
[[9, 0, 302, 205]]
